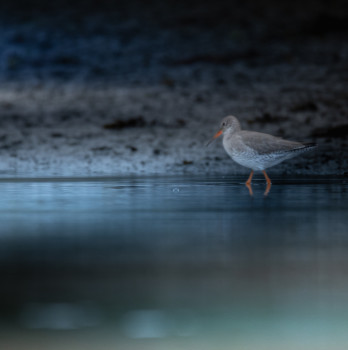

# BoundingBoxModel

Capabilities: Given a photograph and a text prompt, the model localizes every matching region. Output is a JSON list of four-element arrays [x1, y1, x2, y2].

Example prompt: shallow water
[[1, 176, 348, 350]]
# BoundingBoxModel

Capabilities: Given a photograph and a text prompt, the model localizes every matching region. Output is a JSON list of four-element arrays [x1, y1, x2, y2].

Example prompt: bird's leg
[[245, 170, 254, 185], [245, 170, 254, 196], [262, 170, 272, 196]]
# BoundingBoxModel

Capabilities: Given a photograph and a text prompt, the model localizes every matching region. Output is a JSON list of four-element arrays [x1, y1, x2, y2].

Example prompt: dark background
[[1, 0, 347, 83]]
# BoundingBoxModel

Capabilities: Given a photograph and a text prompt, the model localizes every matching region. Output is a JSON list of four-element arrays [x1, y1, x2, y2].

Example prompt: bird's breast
[[222, 135, 262, 169]]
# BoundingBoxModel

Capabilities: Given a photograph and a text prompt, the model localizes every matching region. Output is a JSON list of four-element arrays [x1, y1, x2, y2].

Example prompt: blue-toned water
[[0, 176, 348, 350]]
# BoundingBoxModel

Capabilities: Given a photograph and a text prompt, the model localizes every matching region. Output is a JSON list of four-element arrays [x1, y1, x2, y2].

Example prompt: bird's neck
[[224, 127, 240, 139]]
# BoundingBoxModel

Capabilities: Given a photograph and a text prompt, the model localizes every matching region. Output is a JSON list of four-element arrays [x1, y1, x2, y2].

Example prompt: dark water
[[1, 176, 348, 350]]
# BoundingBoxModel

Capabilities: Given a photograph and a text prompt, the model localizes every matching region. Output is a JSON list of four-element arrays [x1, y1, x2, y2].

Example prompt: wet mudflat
[[0, 176, 348, 349]]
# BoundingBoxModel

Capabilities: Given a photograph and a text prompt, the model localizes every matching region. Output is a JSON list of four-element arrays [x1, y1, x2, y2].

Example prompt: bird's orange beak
[[213, 130, 223, 139], [206, 129, 223, 146]]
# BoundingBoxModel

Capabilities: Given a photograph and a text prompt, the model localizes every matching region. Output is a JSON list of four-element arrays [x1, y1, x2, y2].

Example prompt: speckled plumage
[[218, 116, 316, 171]]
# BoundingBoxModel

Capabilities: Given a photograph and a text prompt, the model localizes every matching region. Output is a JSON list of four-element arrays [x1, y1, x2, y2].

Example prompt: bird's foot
[[264, 181, 272, 196], [262, 170, 272, 196], [245, 181, 253, 196]]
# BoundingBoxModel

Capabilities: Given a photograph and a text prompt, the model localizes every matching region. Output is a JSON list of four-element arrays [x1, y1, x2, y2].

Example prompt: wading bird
[[208, 116, 316, 196]]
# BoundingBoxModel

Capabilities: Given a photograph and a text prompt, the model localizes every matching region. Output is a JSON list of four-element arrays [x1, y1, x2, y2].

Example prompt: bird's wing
[[240, 131, 305, 155]]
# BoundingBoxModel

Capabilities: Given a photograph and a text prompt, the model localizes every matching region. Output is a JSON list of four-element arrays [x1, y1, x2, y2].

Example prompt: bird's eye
[[222, 122, 226, 126]]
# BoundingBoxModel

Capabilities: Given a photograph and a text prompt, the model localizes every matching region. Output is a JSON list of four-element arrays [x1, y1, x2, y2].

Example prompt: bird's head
[[206, 116, 241, 146]]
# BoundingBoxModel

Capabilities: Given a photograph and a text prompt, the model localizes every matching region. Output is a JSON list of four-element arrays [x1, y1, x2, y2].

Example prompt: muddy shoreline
[[0, 0, 347, 176]]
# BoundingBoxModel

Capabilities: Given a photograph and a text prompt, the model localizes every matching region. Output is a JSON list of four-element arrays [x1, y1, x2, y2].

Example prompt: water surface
[[0, 176, 347, 350]]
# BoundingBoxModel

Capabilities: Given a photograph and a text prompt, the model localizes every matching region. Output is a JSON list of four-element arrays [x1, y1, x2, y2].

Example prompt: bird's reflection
[[245, 181, 272, 196]]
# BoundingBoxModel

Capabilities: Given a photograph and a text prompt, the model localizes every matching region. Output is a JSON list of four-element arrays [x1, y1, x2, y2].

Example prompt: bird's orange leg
[[262, 170, 272, 196], [245, 170, 254, 196]]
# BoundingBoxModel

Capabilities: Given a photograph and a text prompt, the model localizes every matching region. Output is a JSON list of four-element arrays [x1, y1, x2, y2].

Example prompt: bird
[[207, 115, 317, 195]]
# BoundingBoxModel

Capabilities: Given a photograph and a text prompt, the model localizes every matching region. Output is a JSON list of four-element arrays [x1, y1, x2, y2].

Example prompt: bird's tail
[[302, 142, 317, 149], [286, 142, 317, 154]]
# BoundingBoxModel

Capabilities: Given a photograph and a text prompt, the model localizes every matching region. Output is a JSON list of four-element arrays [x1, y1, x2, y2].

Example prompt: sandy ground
[[0, 0, 347, 176]]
